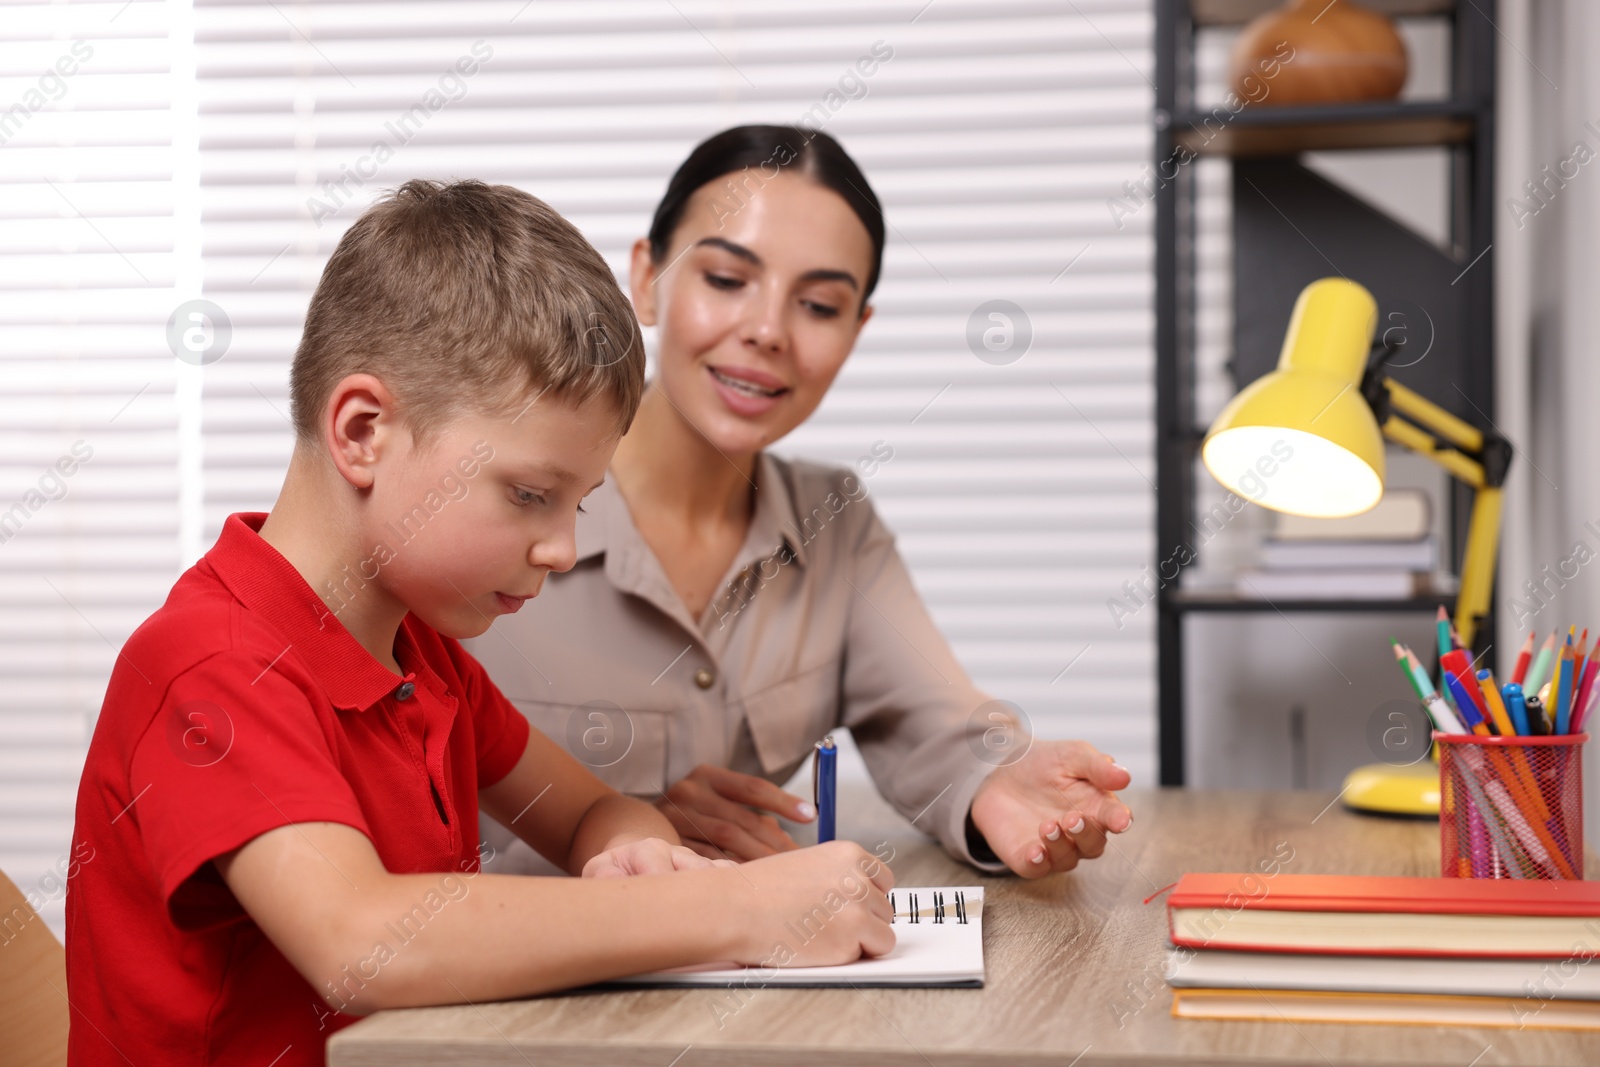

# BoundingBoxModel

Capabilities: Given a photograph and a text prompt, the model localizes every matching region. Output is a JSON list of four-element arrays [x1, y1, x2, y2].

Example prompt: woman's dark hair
[[647, 125, 886, 309]]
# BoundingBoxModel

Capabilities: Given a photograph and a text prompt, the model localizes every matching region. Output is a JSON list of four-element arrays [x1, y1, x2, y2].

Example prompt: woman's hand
[[969, 740, 1133, 878], [654, 764, 814, 861], [726, 841, 896, 967], [580, 835, 735, 879]]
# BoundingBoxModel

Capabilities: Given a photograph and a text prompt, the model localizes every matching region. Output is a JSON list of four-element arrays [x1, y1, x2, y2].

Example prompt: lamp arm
[[1361, 357, 1513, 490], [1456, 487, 1504, 651], [1384, 379, 1484, 452], [1361, 359, 1513, 651], [1380, 417, 1486, 488]]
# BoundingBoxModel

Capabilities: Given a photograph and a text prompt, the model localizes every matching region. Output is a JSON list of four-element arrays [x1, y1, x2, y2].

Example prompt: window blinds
[[3, 0, 1157, 936], [2, 0, 193, 938]]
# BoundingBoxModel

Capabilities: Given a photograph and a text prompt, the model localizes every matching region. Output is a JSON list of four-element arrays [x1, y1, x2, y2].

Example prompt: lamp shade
[[1202, 277, 1386, 518]]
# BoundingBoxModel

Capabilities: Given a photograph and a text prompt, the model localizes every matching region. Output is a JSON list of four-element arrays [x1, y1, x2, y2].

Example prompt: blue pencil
[[1555, 641, 1575, 734], [1443, 670, 1488, 734]]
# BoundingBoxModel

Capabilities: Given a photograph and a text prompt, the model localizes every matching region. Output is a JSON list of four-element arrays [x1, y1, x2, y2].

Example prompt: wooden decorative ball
[[1229, 0, 1409, 107]]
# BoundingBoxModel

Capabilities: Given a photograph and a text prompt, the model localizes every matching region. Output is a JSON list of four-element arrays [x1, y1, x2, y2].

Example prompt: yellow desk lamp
[[1201, 277, 1512, 816]]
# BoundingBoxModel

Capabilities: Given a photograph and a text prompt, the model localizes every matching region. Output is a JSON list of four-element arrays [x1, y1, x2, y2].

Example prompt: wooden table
[[329, 788, 1600, 1066]]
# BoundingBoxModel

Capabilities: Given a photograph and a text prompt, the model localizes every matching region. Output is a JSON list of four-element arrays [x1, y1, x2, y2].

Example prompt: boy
[[66, 180, 893, 1065]]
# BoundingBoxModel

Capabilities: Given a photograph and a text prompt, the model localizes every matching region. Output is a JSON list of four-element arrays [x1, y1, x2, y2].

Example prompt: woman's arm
[[836, 492, 1131, 877]]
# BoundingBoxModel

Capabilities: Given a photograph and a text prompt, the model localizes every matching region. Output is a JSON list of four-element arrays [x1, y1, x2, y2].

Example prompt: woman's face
[[630, 170, 876, 457]]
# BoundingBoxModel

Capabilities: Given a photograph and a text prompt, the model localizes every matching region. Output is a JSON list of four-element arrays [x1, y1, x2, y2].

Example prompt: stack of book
[[1165, 873, 1600, 1029], [1235, 488, 1439, 600]]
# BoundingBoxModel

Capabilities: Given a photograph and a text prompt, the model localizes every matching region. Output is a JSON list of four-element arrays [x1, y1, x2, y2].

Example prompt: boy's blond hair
[[290, 179, 644, 443]]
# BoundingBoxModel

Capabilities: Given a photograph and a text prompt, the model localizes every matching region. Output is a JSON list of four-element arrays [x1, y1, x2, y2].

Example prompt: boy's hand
[[654, 764, 812, 861], [581, 836, 735, 879], [969, 740, 1132, 878], [727, 841, 895, 967]]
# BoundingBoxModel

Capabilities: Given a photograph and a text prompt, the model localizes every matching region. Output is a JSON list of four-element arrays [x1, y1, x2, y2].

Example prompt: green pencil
[[1393, 639, 1428, 701], [1524, 631, 1557, 698], [1435, 608, 1458, 712]]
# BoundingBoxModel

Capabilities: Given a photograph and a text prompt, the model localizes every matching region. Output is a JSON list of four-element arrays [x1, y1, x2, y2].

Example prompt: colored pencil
[[1441, 650, 1488, 721], [1524, 632, 1557, 699], [1511, 631, 1536, 686], [1575, 682, 1599, 734], [1476, 669, 1516, 737], [1573, 629, 1590, 708], [1471, 677, 1553, 821], [1392, 640, 1425, 699], [1405, 646, 1468, 732], [1443, 670, 1491, 736], [1403, 647, 1438, 698], [1574, 655, 1600, 731], [1435, 607, 1458, 712], [1392, 641, 1466, 734], [1555, 638, 1575, 734]]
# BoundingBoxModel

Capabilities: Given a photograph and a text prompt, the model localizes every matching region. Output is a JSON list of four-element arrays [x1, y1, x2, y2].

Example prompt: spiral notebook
[[607, 886, 986, 988]]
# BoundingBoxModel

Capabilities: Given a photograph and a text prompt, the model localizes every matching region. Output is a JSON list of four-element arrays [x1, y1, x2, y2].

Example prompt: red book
[[1168, 873, 1600, 958]]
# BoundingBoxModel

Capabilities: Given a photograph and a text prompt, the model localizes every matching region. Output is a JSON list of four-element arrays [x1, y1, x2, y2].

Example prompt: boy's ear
[[628, 237, 659, 327], [323, 373, 399, 489]]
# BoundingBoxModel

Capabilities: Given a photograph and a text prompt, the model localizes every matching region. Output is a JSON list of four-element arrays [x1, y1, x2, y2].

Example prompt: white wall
[[1495, 0, 1600, 844]]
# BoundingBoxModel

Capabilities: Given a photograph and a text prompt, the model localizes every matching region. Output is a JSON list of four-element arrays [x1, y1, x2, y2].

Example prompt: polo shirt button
[[395, 681, 416, 701], [693, 668, 716, 690]]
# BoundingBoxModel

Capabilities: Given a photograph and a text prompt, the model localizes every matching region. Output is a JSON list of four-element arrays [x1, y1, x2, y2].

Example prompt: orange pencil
[[1481, 746, 1574, 878], [1511, 631, 1536, 686]]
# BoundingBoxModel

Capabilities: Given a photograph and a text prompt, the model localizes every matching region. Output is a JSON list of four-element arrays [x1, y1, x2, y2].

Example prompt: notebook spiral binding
[[890, 889, 969, 925]]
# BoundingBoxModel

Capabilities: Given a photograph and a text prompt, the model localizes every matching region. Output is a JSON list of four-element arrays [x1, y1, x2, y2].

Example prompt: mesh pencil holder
[[1436, 731, 1586, 881]]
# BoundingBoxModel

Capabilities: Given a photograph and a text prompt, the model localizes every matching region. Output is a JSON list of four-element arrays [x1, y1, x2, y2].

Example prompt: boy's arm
[[477, 722, 683, 875], [214, 821, 895, 1013]]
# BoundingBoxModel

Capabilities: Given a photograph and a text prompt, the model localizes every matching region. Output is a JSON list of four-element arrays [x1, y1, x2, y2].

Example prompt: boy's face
[[361, 391, 618, 640]]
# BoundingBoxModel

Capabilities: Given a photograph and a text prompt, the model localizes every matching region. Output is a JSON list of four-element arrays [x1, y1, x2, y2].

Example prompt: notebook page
[[608, 886, 985, 988]]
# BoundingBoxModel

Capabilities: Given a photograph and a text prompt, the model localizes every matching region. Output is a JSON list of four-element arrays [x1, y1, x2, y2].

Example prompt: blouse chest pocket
[[512, 698, 670, 798], [735, 659, 842, 778]]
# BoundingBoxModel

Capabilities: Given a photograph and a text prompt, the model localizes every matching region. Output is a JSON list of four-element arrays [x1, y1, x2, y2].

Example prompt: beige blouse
[[467, 452, 1007, 872]]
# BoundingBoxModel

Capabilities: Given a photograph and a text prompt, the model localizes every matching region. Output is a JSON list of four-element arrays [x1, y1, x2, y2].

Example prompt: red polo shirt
[[66, 513, 530, 1066]]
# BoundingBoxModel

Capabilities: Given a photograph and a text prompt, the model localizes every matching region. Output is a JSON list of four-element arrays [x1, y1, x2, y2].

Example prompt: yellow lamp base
[[1340, 761, 1440, 817]]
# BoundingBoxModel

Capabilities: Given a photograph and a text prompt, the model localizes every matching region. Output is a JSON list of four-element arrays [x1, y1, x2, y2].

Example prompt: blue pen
[[1443, 670, 1488, 734], [1502, 682, 1530, 736], [813, 736, 837, 843]]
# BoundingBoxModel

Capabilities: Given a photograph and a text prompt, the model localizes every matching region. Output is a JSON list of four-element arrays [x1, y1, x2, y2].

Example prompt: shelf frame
[[1188, 0, 1458, 26], [1152, 0, 1498, 786]]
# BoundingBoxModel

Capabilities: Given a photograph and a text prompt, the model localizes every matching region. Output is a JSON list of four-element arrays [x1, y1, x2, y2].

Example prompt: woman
[[471, 126, 1130, 877]]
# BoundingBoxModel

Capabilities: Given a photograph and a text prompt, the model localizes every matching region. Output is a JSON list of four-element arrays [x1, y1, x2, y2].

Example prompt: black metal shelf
[[1153, 0, 1498, 786], [1190, 0, 1457, 26], [1171, 100, 1476, 156], [1167, 591, 1457, 614]]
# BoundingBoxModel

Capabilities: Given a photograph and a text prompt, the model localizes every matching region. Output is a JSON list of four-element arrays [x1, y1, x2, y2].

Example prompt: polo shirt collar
[[574, 452, 808, 569], [204, 513, 413, 712]]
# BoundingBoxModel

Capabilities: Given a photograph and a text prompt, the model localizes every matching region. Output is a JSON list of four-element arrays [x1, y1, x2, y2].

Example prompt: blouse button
[[395, 681, 416, 701], [693, 668, 716, 690]]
